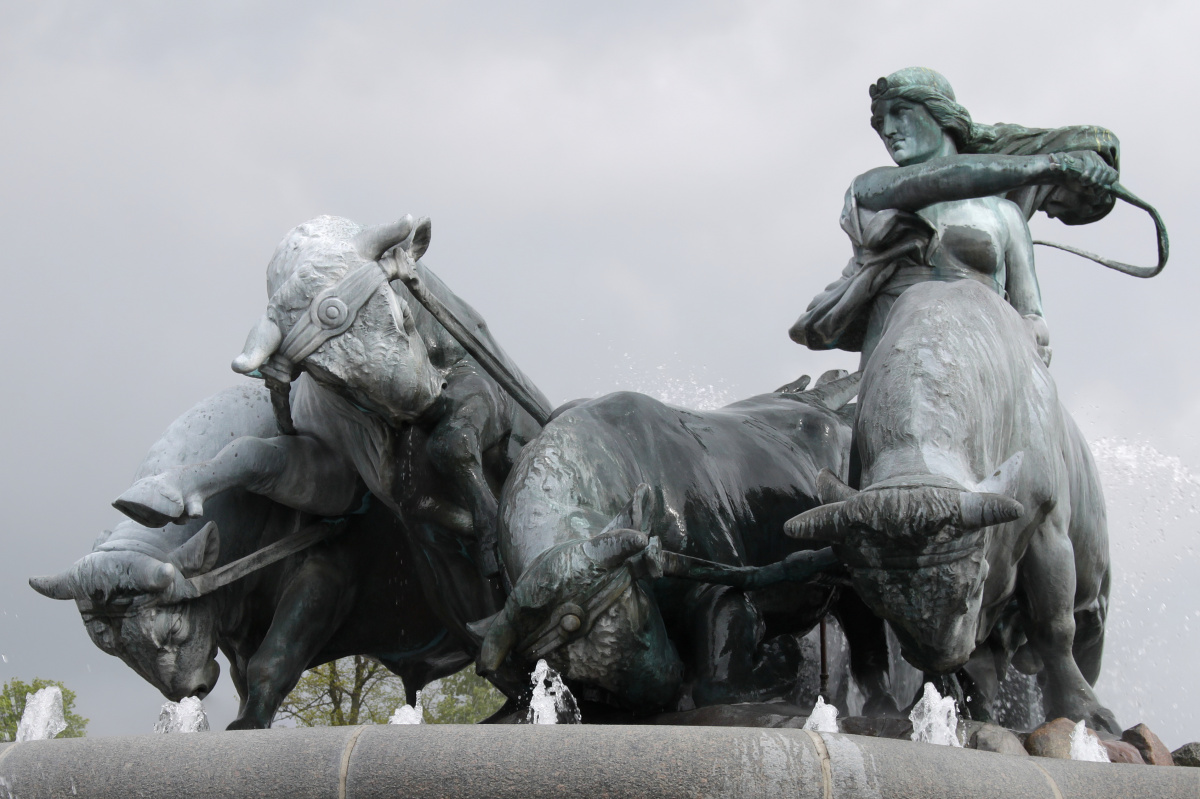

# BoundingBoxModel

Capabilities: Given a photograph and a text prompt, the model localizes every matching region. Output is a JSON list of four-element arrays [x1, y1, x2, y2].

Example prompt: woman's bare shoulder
[[851, 165, 900, 205]]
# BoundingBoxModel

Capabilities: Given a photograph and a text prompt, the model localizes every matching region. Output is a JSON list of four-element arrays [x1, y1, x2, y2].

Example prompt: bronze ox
[[30, 385, 469, 729], [479, 372, 900, 716], [787, 279, 1117, 732]]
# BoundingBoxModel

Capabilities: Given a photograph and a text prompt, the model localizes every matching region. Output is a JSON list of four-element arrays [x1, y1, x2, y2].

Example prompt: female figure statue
[[791, 67, 1119, 369], [786, 68, 1128, 729]]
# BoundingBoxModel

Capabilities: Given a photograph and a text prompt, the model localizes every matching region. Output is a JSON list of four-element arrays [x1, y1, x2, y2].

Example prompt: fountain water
[[909, 682, 961, 747], [527, 660, 580, 725], [14, 686, 66, 742], [389, 704, 424, 725], [153, 697, 209, 733], [802, 696, 838, 732], [1069, 719, 1110, 762]]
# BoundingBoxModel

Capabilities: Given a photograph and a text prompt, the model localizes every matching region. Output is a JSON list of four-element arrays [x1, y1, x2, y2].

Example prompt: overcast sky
[[1, 1, 1197, 741]]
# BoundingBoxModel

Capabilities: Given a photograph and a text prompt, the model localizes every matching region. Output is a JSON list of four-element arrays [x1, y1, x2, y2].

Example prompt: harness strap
[[185, 518, 348, 597]]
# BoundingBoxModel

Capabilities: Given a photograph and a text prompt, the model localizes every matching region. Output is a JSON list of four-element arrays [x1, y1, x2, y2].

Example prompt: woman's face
[[871, 97, 948, 166]]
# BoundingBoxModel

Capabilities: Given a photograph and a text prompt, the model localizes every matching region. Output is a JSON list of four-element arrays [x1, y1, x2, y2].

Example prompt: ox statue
[[111, 215, 549, 664], [478, 371, 901, 717], [30, 385, 468, 729], [786, 279, 1118, 732]]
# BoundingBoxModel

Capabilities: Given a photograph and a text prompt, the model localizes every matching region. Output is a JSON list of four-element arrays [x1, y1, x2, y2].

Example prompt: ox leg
[[687, 585, 803, 706], [427, 389, 503, 576], [227, 551, 354, 730], [1072, 567, 1110, 686], [835, 591, 902, 717], [115, 434, 360, 527], [1019, 516, 1120, 734]]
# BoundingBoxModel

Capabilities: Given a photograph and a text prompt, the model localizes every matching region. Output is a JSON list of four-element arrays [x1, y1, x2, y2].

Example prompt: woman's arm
[[1001, 202, 1052, 365], [855, 151, 1115, 212]]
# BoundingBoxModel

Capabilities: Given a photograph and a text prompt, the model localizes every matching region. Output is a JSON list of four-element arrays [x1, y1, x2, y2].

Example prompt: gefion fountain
[[5, 67, 1199, 798]]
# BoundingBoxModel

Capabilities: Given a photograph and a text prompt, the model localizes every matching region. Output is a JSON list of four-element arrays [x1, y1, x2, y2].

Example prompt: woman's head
[[869, 68, 995, 164]]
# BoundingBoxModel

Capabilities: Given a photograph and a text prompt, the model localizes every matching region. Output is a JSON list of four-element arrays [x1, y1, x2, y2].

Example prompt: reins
[[1034, 183, 1169, 278]]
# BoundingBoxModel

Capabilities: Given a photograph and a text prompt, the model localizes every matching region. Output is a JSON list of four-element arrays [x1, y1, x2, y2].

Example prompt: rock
[[1121, 723, 1174, 765], [1025, 717, 1077, 759], [1101, 740, 1145, 764], [1171, 742, 1200, 767], [968, 722, 1028, 756]]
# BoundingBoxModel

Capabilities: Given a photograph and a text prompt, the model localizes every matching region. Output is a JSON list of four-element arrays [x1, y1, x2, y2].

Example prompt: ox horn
[[804, 370, 862, 410], [231, 315, 283, 375], [29, 554, 175, 602], [29, 572, 75, 600], [355, 215, 415, 261], [478, 602, 519, 675], [784, 500, 856, 542]]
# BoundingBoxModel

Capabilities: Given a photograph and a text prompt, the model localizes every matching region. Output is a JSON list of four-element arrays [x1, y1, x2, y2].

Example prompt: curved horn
[[784, 500, 855, 542], [231, 315, 283, 375], [583, 529, 650, 569], [355, 215, 415, 261], [804, 370, 862, 410], [29, 554, 175, 602], [817, 469, 859, 504], [478, 602, 519, 674], [29, 572, 75, 600]]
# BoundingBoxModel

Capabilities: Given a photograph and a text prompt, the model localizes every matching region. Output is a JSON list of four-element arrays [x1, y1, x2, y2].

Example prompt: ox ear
[[975, 452, 1024, 498], [817, 469, 859, 504], [804, 370, 862, 410], [405, 217, 432, 261], [170, 522, 220, 578], [583, 529, 649, 570]]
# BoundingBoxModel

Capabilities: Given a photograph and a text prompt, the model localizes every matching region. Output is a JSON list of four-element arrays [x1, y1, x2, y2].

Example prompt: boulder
[[1101, 740, 1145, 764], [1024, 717, 1077, 759], [1171, 742, 1200, 767], [1121, 723, 1174, 766], [968, 722, 1028, 756]]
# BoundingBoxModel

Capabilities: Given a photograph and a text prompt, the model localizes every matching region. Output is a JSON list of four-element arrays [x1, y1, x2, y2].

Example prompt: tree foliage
[[278, 656, 505, 726], [0, 678, 88, 742], [276, 655, 406, 727]]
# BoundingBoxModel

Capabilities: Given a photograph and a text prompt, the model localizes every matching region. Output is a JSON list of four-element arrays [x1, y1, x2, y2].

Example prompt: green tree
[[278, 656, 506, 727], [421, 668, 506, 724], [0, 678, 88, 742], [276, 655, 406, 726]]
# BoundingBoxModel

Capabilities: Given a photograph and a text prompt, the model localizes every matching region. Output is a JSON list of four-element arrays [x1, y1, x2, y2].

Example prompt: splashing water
[[803, 695, 839, 732], [388, 704, 424, 724], [15, 686, 67, 741], [909, 683, 961, 747], [527, 659, 581, 724], [153, 696, 209, 733], [1089, 438, 1200, 748], [1069, 720, 1110, 762]]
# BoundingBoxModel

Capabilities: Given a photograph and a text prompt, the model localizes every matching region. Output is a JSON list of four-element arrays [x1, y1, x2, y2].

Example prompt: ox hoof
[[226, 716, 268, 731], [113, 477, 190, 528]]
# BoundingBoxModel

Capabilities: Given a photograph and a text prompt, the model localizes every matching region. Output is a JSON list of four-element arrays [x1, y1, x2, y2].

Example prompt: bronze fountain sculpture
[[29, 69, 1170, 744]]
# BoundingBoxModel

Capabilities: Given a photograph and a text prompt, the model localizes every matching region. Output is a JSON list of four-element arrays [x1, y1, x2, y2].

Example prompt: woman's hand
[[1049, 151, 1118, 195]]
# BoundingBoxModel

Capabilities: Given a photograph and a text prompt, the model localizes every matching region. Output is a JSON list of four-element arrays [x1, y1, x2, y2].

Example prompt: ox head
[[29, 523, 225, 701], [231, 214, 442, 426], [785, 454, 1025, 673], [477, 485, 684, 711]]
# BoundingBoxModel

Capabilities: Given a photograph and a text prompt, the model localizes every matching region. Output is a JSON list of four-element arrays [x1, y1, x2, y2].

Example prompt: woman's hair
[[869, 67, 998, 153]]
